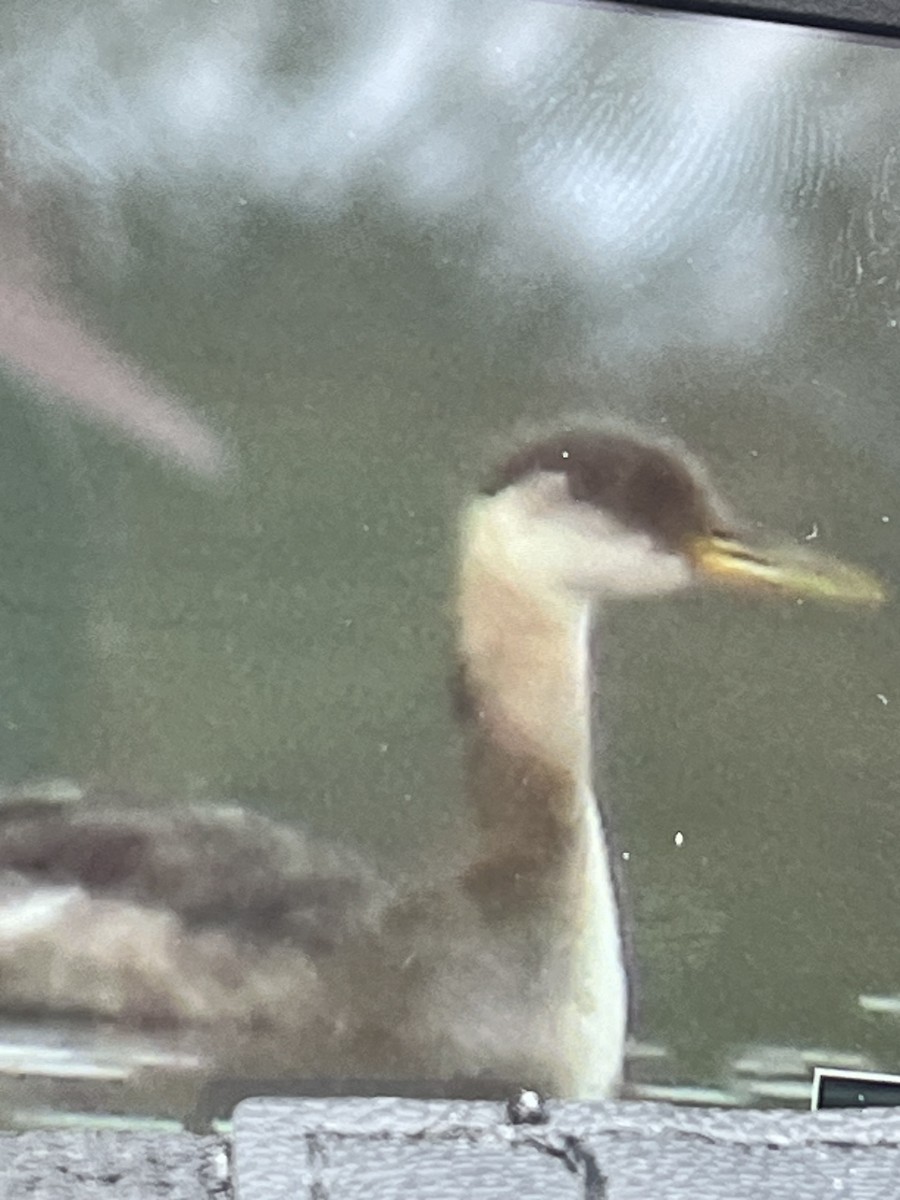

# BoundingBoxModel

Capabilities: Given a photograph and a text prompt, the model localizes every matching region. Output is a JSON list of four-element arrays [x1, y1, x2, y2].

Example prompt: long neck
[[456, 497, 596, 909], [454, 495, 628, 1095]]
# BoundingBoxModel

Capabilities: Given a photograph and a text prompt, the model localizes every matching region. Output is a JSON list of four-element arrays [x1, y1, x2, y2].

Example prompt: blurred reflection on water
[[0, 0, 898, 1121]]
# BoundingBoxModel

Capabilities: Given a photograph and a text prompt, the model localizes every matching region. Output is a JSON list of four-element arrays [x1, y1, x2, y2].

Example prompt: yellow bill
[[689, 534, 887, 607]]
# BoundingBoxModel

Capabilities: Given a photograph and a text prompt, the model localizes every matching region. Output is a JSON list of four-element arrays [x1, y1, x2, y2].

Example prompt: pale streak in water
[[0, 207, 228, 478], [0, 280, 228, 476]]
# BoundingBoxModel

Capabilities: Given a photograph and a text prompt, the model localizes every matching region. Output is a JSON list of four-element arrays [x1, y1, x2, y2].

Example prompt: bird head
[[472, 426, 885, 606]]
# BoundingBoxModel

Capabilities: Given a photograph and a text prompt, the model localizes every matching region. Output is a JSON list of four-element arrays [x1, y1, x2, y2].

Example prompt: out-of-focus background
[[0, 0, 899, 1122]]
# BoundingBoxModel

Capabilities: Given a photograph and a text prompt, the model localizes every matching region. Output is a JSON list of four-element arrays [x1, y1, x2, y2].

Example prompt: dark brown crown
[[481, 429, 726, 552]]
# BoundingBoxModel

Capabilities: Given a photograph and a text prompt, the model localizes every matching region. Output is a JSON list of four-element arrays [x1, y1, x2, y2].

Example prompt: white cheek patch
[[564, 517, 693, 596], [476, 479, 694, 598], [518, 489, 696, 597]]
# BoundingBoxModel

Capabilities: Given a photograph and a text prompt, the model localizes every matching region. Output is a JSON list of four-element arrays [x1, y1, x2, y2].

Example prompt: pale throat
[[455, 494, 595, 781]]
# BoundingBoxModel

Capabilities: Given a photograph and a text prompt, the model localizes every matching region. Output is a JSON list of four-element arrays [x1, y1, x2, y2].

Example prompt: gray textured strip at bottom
[[0, 1132, 228, 1200], [233, 1097, 900, 1200]]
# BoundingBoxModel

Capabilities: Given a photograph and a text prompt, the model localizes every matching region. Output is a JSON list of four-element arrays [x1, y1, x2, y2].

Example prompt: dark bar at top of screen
[[605, 0, 900, 39]]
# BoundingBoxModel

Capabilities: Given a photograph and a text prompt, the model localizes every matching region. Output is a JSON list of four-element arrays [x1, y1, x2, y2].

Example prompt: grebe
[[0, 425, 882, 1101]]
